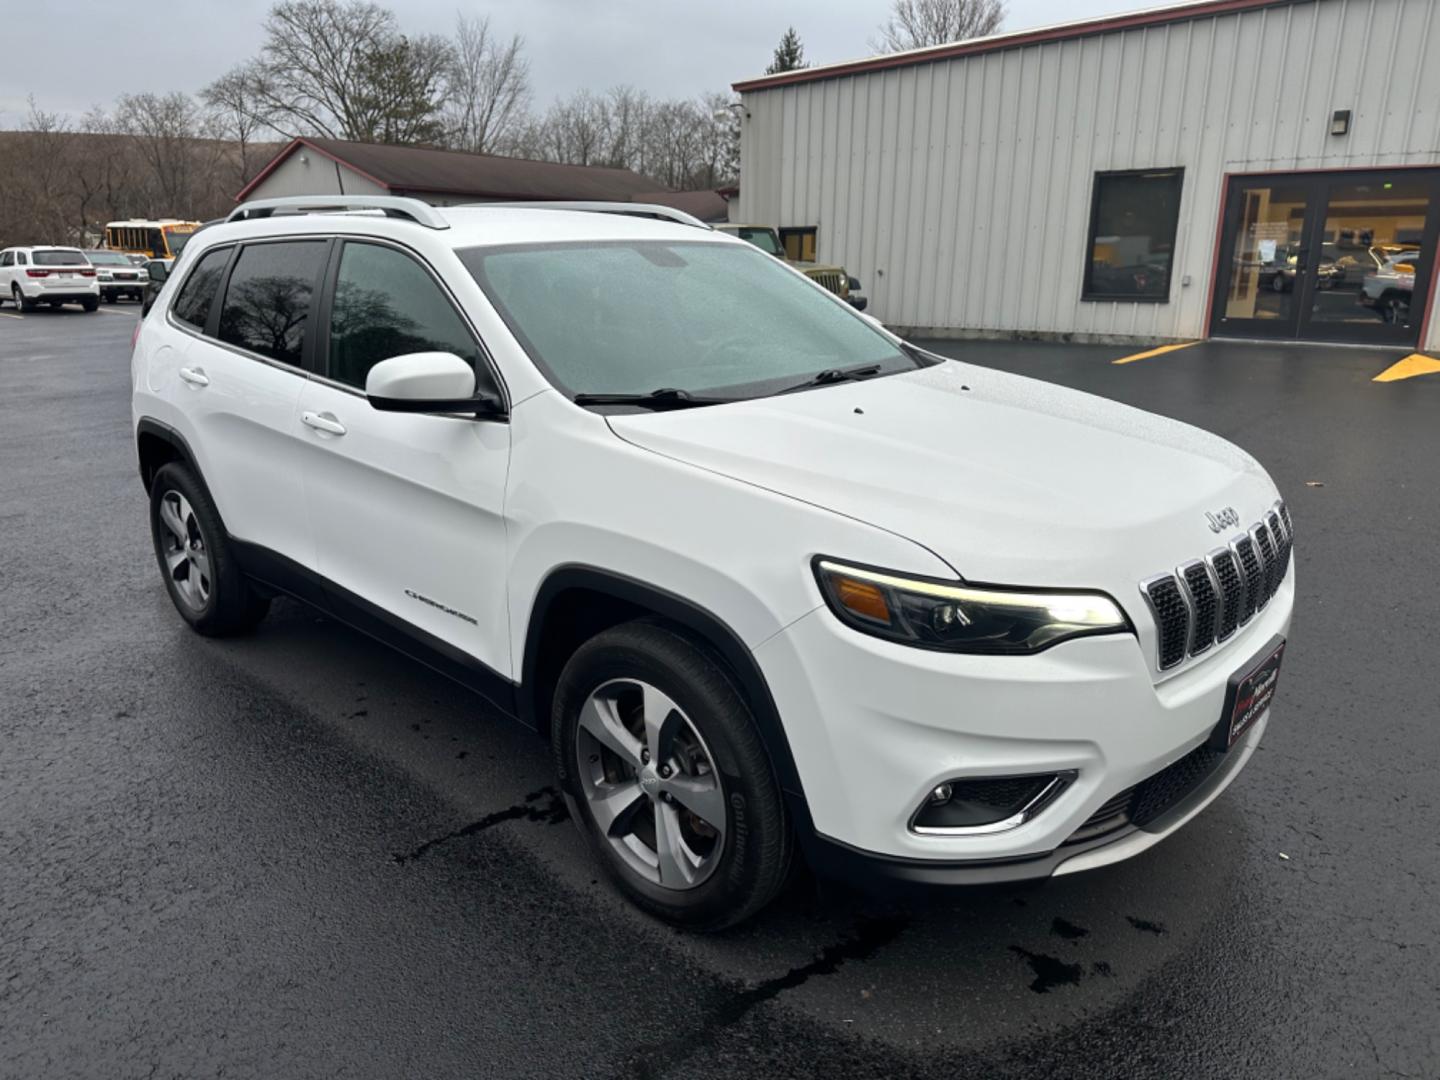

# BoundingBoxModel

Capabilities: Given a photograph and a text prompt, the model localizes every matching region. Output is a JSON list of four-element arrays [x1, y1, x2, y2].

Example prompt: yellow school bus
[[104, 220, 201, 260]]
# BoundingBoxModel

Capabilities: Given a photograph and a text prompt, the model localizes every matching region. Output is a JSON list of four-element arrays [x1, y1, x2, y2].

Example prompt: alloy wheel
[[575, 678, 727, 890], [158, 490, 212, 611]]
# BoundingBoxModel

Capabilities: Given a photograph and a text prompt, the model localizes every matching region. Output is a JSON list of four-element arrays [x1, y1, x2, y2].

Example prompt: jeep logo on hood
[[1205, 506, 1240, 533]]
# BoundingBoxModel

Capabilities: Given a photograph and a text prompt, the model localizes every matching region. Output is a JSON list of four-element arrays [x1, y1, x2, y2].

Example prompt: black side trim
[[522, 565, 816, 835], [230, 539, 520, 721], [135, 417, 201, 490]]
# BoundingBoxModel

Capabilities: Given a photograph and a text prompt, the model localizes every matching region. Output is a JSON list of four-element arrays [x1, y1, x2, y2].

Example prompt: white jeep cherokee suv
[[131, 196, 1295, 930]]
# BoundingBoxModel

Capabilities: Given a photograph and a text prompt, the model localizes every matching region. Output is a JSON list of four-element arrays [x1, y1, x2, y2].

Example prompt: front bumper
[[755, 572, 1293, 880]]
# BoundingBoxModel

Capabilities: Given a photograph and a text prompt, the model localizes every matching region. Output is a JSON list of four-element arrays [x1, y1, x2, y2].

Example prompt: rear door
[[164, 237, 330, 570], [295, 238, 512, 686]]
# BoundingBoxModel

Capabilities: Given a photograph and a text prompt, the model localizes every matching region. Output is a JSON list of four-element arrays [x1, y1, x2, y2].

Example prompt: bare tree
[[543, 90, 608, 166], [689, 93, 738, 188], [442, 14, 530, 154], [873, 0, 1006, 53], [235, 0, 403, 139], [116, 92, 206, 210], [201, 64, 274, 186], [3, 98, 77, 244]]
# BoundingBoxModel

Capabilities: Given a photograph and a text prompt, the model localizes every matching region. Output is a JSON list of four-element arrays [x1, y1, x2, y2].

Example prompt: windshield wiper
[[775, 363, 883, 395], [571, 387, 734, 410]]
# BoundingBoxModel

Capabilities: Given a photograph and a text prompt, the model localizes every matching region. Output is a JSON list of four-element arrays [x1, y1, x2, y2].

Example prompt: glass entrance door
[[1213, 181, 1312, 339], [1212, 169, 1440, 347], [1299, 175, 1437, 344]]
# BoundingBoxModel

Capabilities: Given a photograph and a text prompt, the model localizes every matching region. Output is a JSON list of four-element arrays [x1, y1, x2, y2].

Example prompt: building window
[[779, 227, 817, 263], [1082, 169, 1184, 302]]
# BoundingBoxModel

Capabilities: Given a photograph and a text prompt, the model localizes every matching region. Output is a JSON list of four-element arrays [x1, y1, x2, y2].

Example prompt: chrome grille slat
[[1141, 575, 1190, 670], [1232, 535, 1262, 622], [1253, 522, 1277, 609], [1179, 560, 1218, 655], [1140, 500, 1293, 670], [1208, 548, 1243, 641]]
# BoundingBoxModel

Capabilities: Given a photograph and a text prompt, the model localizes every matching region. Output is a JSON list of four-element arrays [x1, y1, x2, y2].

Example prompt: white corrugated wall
[[738, 0, 1440, 348]]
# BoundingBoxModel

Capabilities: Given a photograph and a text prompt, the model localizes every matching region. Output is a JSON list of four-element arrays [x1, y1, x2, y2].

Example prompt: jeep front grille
[[805, 269, 846, 296], [1140, 500, 1293, 670]]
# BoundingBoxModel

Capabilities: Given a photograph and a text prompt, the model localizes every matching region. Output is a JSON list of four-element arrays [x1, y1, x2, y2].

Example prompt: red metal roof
[[732, 0, 1294, 93]]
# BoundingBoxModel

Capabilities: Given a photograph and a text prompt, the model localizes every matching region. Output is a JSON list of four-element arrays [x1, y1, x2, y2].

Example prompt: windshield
[[87, 251, 131, 266], [733, 228, 783, 256], [461, 240, 917, 401], [34, 250, 87, 266]]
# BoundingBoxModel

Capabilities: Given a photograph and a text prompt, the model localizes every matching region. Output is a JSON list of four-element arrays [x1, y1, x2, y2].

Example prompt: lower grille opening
[[1064, 740, 1231, 845], [911, 773, 1067, 833]]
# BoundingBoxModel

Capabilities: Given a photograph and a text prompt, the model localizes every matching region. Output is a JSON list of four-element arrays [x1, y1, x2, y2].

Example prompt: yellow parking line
[[1112, 341, 1200, 365], [0, 311, 22, 319], [1373, 353, 1440, 382]]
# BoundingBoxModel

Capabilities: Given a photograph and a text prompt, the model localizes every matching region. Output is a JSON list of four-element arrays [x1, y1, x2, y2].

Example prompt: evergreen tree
[[766, 27, 807, 74]]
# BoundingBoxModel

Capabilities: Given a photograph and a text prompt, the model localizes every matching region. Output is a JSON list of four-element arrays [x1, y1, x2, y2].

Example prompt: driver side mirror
[[147, 262, 169, 283], [365, 352, 504, 418]]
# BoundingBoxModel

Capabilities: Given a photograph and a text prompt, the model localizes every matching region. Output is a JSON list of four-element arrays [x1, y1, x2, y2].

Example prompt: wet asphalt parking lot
[[3, 304, 1438, 1079]]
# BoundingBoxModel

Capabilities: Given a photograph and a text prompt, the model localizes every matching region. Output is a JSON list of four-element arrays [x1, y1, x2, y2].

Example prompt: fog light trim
[[909, 772, 1074, 836]]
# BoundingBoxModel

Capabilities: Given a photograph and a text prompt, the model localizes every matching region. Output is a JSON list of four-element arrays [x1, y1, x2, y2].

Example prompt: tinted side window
[[171, 247, 231, 330], [329, 242, 484, 389], [218, 240, 328, 366], [0, 252, 11, 267]]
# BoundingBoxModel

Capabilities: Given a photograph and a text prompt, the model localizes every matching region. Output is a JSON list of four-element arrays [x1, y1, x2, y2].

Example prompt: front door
[[1212, 169, 1440, 347], [296, 238, 513, 692]]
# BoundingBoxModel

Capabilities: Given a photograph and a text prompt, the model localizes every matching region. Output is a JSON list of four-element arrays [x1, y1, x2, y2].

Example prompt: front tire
[[552, 620, 792, 931], [148, 462, 270, 636]]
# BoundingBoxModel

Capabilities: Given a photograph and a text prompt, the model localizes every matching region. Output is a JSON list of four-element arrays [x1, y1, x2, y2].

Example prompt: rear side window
[[0, 252, 11, 267], [171, 247, 231, 329], [217, 240, 328, 366], [328, 241, 484, 389]]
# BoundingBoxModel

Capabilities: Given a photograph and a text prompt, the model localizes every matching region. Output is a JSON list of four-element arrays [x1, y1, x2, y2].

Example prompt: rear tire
[[148, 462, 270, 636], [82, 298, 99, 312], [1380, 295, 1409, 325], [14, 286, 35, 312], [552, 619, 792, 931]]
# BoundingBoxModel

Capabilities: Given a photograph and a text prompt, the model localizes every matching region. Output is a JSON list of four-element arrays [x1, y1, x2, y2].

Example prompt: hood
[[607, 360, 1279, 595]]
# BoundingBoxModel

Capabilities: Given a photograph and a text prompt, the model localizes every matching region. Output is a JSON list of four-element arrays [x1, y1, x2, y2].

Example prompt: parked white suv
[[131, 196, 1295, 930], [0, 246, 100, 311]]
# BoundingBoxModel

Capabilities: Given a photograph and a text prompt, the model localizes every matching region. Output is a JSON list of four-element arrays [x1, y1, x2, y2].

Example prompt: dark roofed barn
[[238, 137, 666, 206]]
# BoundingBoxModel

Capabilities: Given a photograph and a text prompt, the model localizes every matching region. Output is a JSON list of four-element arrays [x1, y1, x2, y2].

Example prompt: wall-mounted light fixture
[[1330, 110, 1351, 136]]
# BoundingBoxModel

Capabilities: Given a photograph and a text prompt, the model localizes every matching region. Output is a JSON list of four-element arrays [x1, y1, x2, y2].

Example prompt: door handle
[[301, 410, 347, 436], [178, 366, 209, 387]]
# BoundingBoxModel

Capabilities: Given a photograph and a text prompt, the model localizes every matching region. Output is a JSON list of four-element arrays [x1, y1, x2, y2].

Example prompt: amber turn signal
[[833, 575, 892, 624]]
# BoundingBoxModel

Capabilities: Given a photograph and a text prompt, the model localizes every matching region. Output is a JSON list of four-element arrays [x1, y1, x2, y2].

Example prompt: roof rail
[[226, 195, 450, 230], [460, 201, 711, 230]]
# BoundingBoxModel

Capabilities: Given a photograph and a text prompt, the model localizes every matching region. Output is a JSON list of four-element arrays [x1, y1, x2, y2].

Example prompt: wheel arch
[[135, 417, 200, 493], [520, 565, 815, 831]]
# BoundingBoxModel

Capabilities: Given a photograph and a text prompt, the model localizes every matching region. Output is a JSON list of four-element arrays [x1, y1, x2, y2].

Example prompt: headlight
[[814, 559, 1131, 655]]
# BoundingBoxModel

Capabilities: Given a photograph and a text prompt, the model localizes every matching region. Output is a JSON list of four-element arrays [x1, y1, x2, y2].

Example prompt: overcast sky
[[4, 0, 1134, 127]]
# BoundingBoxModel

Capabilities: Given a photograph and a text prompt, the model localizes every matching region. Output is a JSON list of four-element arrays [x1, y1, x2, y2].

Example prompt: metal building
[[733, 0, 1440, 351]]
